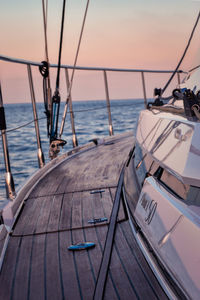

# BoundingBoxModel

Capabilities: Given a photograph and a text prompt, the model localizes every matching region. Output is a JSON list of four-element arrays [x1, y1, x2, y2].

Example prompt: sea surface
[[0, 99, 145, 208]]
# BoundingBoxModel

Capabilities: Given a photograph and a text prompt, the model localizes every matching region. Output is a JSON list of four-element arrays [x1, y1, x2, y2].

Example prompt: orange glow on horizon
[[1, 0, 200, 103]]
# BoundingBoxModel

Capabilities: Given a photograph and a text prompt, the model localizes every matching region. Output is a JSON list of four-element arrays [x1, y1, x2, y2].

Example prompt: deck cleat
[[90, 190, 105, 195], [88, 217, 108, 224], [68, 242, 95, 251]]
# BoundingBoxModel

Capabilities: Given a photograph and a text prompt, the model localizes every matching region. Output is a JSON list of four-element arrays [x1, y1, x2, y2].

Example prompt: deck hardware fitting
[[68, 242, 95, 251], [90, 190, 105, 194], [104, 141, 115, 146], [49, 138, 67, 159], [89, 138, 99, 146], [88, 218, 108, 224]]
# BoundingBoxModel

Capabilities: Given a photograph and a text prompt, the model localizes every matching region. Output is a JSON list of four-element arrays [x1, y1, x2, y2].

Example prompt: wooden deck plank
[[35, 196, 54, 234], [13, 196, 50, 235], [98, 188, 113, 222], [72, 192, 82, 229], [45, 192, 64, 300], [82, 191, 94, 228], [0, 133, 169, 300], [92, 191, 109, 223], [59, 193, 73, 230], [70, 140, 129, 192], [94, 224, 121, 300], [119, 221, 168, 299], [71, 192, 96, 300], [106, 248, 139, 300], [30, 168, 66, 198], [0, 238, 21, 300], [14, 195, 63, 235], [29, 235, 46, 300], [47, 194, 63, 232], [104, 224, 160, 300], [82, 192, 103, 280], [102, 276, 120, 300], [110, 187, 126, 222], [113, 222, 160, 299], [59, 231, 82, 300], [12, 236, 33, 300], [90, 207, 121, 300], [29, 134, 134, 198], [45, 233, 64, 300], [93, 170, 125, 300], [13, 197, 40, 235]]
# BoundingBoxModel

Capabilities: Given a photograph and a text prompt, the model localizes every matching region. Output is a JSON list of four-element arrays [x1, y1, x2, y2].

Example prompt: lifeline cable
[[0, 117, 47, 136], [0, 101, 143, 137], [162, 10, 200, 95]]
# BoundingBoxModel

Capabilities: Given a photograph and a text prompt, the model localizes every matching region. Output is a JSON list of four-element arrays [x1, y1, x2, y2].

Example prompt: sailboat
[[0, 1, 200, 299]]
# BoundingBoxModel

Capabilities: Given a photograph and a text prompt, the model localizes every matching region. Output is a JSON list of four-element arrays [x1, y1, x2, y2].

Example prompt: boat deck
[[0, 132, 167, 300]]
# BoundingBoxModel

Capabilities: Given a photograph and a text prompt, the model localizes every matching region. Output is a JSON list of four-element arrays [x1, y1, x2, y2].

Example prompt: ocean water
[[0, 99, 144, 208]]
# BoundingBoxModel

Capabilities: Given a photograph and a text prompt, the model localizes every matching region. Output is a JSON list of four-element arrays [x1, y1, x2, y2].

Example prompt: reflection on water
[[0, 99, 144, 208]]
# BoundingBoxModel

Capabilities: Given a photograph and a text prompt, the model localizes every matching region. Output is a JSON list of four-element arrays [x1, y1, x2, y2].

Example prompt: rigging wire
[[59, 0, 90, 138], [50, 0, 66, 141], [42, 0, 50, 64], [161, 10, 200, 95], [67, 0, 90, 99], [41, 0, 52, 137], [189, 64, 200, 73], [55, 0, 66, 91]]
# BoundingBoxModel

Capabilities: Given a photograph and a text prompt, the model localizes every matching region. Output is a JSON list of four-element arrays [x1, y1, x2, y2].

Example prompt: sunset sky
[[1, 0, 200, 102]]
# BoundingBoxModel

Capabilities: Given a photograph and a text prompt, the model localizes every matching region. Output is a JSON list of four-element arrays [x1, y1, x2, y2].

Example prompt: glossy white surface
[[134, 177, 200, 299], [181, 67, 200, 92], [136, 109, 200, 186]]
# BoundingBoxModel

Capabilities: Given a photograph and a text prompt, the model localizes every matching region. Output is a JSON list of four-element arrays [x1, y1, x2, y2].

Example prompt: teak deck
[[0, 132, 167, 300]]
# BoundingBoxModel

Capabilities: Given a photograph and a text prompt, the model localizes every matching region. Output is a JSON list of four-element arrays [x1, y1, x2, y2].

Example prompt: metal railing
[[0, 54, 185, 200]]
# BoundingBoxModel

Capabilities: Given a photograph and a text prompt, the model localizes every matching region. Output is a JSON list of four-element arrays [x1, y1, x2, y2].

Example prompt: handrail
[[0, 54, 186, 74], [0, 53, 186, 202]]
